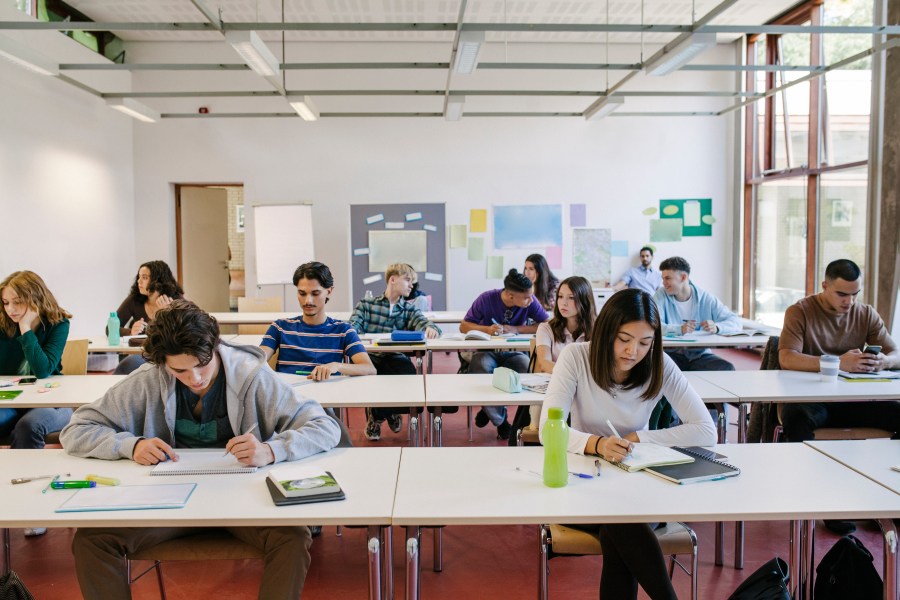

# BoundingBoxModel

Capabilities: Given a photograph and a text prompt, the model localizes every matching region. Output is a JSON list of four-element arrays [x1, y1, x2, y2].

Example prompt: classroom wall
[[0, 57, 136, 338], [126, 41, 737, 312]]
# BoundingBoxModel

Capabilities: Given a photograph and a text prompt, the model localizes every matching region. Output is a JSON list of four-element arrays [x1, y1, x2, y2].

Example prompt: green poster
[[449, 224, 468, 248], [649, 218, 683, 243], [659, 199, 712, 236], [486, 256, 504, 279], [467, 237, 485, 261]]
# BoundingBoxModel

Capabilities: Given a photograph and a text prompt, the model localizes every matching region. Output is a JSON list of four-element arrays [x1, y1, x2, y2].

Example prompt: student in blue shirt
[[260, 262, 376, 380], [613, 246, 663, 295]]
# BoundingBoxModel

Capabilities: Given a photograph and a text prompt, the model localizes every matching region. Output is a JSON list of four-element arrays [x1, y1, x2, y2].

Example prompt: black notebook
[[265, 473, 346, 506], [644, 446, 740, 485]]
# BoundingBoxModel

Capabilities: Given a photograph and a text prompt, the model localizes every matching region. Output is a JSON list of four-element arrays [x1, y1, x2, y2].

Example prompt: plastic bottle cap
[[110, 312, 117, 317], [547, 407, 564, 420]]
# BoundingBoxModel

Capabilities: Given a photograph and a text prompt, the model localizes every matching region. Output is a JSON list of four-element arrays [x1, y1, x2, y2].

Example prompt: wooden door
[[178, 187, 230, 312]]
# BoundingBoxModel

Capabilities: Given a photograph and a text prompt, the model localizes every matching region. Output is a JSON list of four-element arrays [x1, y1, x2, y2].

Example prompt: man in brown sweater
[[779, 259, 899, 534], [779, 258, 899, 442]]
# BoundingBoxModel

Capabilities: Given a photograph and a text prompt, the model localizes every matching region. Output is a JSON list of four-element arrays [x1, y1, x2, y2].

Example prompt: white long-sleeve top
[[539, 342, 717, 454]]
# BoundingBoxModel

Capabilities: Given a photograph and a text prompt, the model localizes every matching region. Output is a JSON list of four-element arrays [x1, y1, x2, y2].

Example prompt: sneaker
[[387, 413, 403, 434], [824, 520, 856, 535], [309, 526, 322, 537], [24, 528, 47, 537], [497, 421, 512, 440], [475, 409, 489, 428], [365, 416, 382, 441]]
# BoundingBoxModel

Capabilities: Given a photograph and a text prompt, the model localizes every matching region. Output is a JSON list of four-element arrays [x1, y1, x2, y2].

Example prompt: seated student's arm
[[642, 355, 717, 447], [313, 329, 375, 379], [702, 294, 742, 334], [534, 322, 555, 373], [778, 304, 825, 372], [112, 298, 137, 336], [259, 322, 281, 361], [612, 271, 632, 291], [18, 319, 68, 378], [233, 370, 341, 466], [461, 295, 503, 335], [460, 320, 501, 335], [652, 288, 681, 336], [510, 301, 549, 334], [406, 306, 441, 338], [866, 311, 900, 370], [347, 299, 368, 334]]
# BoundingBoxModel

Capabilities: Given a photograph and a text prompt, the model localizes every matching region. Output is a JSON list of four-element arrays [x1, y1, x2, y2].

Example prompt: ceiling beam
[[99, 89, 760, 99]]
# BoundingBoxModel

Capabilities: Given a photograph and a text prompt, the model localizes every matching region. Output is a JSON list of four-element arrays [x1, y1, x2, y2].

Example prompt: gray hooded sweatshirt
[[60, 342, 341, 463]]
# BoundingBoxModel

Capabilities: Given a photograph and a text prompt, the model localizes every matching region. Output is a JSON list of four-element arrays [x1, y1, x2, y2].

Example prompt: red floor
[[8, 348, 893, 599]]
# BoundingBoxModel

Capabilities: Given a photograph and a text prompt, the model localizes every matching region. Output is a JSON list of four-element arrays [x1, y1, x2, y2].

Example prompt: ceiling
[[2, 0, 874, 119]]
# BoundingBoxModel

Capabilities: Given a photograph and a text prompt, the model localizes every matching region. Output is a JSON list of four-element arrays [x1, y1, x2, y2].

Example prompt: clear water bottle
[[542, 407, 569, 488], [107, 312, 120, 346], [364, 289, 374, 301]]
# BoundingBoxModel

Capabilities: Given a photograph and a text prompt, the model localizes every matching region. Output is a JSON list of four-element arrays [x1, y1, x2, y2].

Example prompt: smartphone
[[863, 345, 882, 355], [17, 376, 37, 385]]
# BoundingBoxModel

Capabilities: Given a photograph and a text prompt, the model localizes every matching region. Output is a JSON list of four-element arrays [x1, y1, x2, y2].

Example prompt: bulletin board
[[349, 204, 447, 310]]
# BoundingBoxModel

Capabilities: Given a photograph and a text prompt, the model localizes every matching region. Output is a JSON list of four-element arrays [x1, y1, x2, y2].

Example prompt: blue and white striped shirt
[[261, 316, 367, 374]]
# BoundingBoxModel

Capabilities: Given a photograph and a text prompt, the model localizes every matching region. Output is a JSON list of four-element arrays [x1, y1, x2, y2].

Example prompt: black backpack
[[727, 556, 791, 600], [0, 571, 35, 600], [814, 535, 882, 600]]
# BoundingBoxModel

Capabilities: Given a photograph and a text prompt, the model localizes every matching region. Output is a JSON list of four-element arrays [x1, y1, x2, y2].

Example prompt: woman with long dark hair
[[524, 253, 559, 311], [539, 289, 715, 599]]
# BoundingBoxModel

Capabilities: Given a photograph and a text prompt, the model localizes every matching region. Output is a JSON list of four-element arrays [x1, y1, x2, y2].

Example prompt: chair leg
[[539, 525, 550, 600], [466, 406, 473, 442], [668, 555, 675, 579], [691, 540, 699, 600], [154, 562, 167, 600], [773, 425, 783, 443]]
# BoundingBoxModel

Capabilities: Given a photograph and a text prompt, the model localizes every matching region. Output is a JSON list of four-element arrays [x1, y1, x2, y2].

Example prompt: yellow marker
[[86, 474, 120, 486]]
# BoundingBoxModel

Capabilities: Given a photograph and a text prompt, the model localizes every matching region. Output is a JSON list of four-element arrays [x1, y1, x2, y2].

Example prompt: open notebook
[[151, 451, 258, 476], [604, 443, 694, 473]]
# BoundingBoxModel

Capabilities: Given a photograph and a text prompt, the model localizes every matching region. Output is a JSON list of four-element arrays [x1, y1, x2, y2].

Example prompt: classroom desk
[[662, 332, 770, 348], [279, 373, 427, 446], [0, 375, 126, 408], [231, 333, 429, 355], [805, 439, 900, 495], [86, 335, 239, 355], [392, 445, 900, 600], [0, 447, 400, 600], [209, 311, 467, 325]]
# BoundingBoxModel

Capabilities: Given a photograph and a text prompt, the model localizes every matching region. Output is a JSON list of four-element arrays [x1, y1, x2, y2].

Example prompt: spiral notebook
[[644, 447, 740, 484], [150, 451, 258, 476]]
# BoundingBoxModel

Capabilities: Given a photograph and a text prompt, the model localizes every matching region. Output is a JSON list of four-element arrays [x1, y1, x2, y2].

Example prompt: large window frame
[[742, 0, 870, 324]]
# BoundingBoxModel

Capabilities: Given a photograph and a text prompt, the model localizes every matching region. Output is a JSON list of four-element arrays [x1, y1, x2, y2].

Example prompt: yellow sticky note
[[470, 209, 487, 233]]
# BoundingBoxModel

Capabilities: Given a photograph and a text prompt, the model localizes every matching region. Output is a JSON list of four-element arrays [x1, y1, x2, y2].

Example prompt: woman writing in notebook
[[523, 253, 559, 311], [113, 260, 184, 374], [540, 288, 715, 600]]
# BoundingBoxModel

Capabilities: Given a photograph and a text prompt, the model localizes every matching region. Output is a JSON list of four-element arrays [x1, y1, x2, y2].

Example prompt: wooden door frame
[[174, 183, 243, 286]]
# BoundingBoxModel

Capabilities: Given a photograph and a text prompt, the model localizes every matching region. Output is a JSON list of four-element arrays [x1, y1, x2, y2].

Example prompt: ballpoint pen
[[605, 419, 633, 455], [223, 423, 259, 457], [42, 474, 61, 494]]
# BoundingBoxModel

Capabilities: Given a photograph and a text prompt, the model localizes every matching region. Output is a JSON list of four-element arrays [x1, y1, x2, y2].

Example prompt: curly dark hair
[[142, 300, 220, 366], [128, 261, 184, 301], [548, 276, 595, 345], [589, 288, 664, 401], [503, 269, 533, 294]]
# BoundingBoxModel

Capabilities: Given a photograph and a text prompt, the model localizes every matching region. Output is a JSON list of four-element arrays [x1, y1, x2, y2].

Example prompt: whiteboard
[[254, 204, 315, 285]]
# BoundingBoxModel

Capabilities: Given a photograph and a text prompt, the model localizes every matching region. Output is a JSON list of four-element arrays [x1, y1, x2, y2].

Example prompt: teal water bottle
[[107, 312, 120, 346], [542, 407, 569, 488]]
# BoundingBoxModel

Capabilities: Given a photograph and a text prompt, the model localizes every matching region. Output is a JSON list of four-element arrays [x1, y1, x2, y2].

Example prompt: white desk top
[[85, 336, 145, 354], [805, 439, 900, 496], [0, 447, 400, 528], [693, 369, 900, 403], [278, 373, 425, 408], [424, 374, 546, 407], [230, 333, 428, 354], [210, 311, 467, 325], [391, 445, 900, 526], [682, 373, 739, 403], [662, 333, 770, 348], [0, 375, 126, 408], [425, 337, 533, 352]]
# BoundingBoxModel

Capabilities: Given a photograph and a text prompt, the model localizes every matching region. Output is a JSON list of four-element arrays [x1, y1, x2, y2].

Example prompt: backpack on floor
[[814, 535, 882, 600], [727, 556, 792, 600], [0, 570, 35, 600]]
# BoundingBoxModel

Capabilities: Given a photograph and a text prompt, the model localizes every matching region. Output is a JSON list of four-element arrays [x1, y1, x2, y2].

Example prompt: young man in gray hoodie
[[60, 300, 341, 599]]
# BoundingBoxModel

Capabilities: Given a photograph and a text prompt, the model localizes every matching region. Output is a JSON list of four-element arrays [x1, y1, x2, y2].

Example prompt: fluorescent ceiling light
[[445, 96, 465, 121], [453, 31, 484, 74], [289, 96, 319, 121], [106, 97, 160, 123], [0, 34, 58, 76], [583, 96, 624, 121], [225, 30, 280, 77], [643, 32, 717, 76]]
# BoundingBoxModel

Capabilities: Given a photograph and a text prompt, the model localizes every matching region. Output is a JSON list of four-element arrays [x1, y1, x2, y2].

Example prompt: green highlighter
[[51, 480, 97, 489]]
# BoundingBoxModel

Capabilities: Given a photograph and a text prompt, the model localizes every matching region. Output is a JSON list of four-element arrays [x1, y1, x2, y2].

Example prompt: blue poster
[[493, 204, 563, 249]]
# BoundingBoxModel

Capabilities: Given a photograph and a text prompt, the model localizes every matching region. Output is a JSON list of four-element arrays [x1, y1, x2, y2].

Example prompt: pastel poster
[[659, 199, 713, 236], [493, 204, 563, 249]]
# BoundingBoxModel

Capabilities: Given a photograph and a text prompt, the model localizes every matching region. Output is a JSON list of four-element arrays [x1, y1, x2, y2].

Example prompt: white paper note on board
[[424, 272, 443, 282], [406, 212, 423, 221], [353, 248, 370, 256], [366, 214, 385, 225], [423, 224, 437, 232], [385, 222, 405, 229], [362, 274, 381, 285]]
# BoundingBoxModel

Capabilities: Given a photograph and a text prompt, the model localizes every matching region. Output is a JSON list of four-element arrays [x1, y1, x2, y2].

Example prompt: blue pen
[[569, 471, 593, 479]]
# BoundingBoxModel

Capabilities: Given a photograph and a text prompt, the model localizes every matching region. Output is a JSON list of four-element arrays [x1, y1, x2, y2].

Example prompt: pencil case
[[391, 330, 426, 342], [492, 367, 522, 393]]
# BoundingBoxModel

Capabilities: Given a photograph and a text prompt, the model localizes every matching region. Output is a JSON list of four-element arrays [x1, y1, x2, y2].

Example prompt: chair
[[539, 523, 699, 600], [61, 338, 89, 375], [237, 296, 283, 334]]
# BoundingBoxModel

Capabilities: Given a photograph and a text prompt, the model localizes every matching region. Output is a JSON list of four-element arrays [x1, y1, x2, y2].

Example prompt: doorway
[[175, 184, 244, 312]]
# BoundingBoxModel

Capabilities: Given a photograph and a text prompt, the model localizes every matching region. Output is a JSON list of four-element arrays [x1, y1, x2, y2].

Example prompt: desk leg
[[794, 519, 815, 600], [368, 526, 383, 600], [380, 526, 394, 600], [1, 527, 9, 576], [715, 521, 724, 566], [716, 404, 726, 444], [789, 520, 802, 599], [415, 351, 423, 375], [804, 519, 815, 600], [734, 521, 744, 569], [467, 406, 474, 442], [409, 412, 419, 448], [738, 403, 748, 444], [432, 407, 443, 448], [426, 350, 433, 375], [406, 527, 421, 600], [433, 526, 443, 573], [876, 519, 897, 600]]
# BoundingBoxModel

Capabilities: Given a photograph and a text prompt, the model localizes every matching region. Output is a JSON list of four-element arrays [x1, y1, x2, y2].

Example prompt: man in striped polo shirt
[[261, 262, 376, 380], [349, 263, 441, 440]]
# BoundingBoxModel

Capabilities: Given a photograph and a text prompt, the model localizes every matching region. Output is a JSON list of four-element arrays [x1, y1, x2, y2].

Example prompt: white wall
[[132, 46, 736, 312], [0, 59, 136, 337]]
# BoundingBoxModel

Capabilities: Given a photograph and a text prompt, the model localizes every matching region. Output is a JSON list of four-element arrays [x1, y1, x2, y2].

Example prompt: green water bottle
[[543, 407, 569, 488], [107, 312, 120, 346]]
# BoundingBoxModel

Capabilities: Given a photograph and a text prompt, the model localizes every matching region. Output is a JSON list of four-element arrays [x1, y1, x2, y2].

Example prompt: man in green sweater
[[61, 300, 341, 599]]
